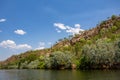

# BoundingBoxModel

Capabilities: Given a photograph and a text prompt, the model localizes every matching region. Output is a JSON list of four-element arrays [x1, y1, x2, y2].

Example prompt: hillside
[[0, 15, 120, 69]]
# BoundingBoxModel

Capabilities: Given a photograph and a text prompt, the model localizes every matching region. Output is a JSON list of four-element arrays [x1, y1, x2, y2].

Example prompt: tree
[[45, 51, 72, 69], [111, 15, 117, 20], [79, 39, 116, 69]]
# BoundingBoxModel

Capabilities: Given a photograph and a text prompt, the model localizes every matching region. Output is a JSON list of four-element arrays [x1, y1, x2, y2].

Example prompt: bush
[[111, 15, 117, 20], [25, 53, 38, 64], [37, 55, 46, 69], [111, 26, 117, 32], [114, 20, 120, 28], [79, 39, 116, 69], [114, 39, 120, 63], [27, 60, 39, 69], [20, 61, 28, 69], [45, 51, 72, 69]]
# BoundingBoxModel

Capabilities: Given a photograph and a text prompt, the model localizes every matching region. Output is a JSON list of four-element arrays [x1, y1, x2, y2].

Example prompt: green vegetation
[[45, 51, 72, 69], [79, 38, 120, 69], [1, 15, 120, 70]]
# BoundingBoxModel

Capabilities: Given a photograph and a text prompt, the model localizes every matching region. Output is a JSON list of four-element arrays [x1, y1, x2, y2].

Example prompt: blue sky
[[0, 0, 120, 60]]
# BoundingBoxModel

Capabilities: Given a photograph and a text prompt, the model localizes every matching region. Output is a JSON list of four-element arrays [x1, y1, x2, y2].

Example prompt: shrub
[[20, 61, 28, 69], [111, 15, 117, 20], [114, 20, 120, 28], [26, 53, 37, 64], [27, 60, 39, 69], [45, 51, 72, 69], [111, 26, 117, 32], [79, 39, 116, 69], [114, 39, 120, 63], [37, 55, 46, 69]]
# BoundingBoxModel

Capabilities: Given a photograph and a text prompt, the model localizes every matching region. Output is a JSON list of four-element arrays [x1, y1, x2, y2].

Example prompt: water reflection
[[0, 69, 120, 80]]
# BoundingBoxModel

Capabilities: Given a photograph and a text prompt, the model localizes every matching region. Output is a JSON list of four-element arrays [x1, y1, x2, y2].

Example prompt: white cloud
[[75, 24, 80, 28], [34, 42, 53, 50], [66, 24, 84, 35], [54, 23, 84, 35], [0, 40, 32, 50], [54, 23, 66, 30], [34, 42, 45, 50], [35, 47, 45, 50], [16, 44, 32, 50], [0, 19, 6, 22], [0, 40, 16, 49], [14, 29, 26, 35]]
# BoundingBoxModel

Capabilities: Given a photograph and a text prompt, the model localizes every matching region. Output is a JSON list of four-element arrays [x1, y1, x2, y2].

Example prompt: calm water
[[0, 69, 120, 80]]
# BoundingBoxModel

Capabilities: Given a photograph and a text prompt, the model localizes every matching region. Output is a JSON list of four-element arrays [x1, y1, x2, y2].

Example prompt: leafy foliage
[[79, 38, 120, 69], [45, 51, 72, 69]]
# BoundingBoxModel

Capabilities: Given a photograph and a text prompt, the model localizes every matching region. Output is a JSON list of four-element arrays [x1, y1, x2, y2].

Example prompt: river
[[0, 69, 120, 80]]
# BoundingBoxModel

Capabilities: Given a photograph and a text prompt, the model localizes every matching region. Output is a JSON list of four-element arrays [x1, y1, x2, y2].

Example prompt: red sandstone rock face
[[70, 17, 120, 45]]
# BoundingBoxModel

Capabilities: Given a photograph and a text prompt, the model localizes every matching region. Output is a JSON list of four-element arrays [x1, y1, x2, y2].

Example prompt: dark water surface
[[0, 69, 120, 80]]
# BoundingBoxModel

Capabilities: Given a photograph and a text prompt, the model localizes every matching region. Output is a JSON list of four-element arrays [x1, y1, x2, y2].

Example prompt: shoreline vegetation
[[0, 15, 120, 70]]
